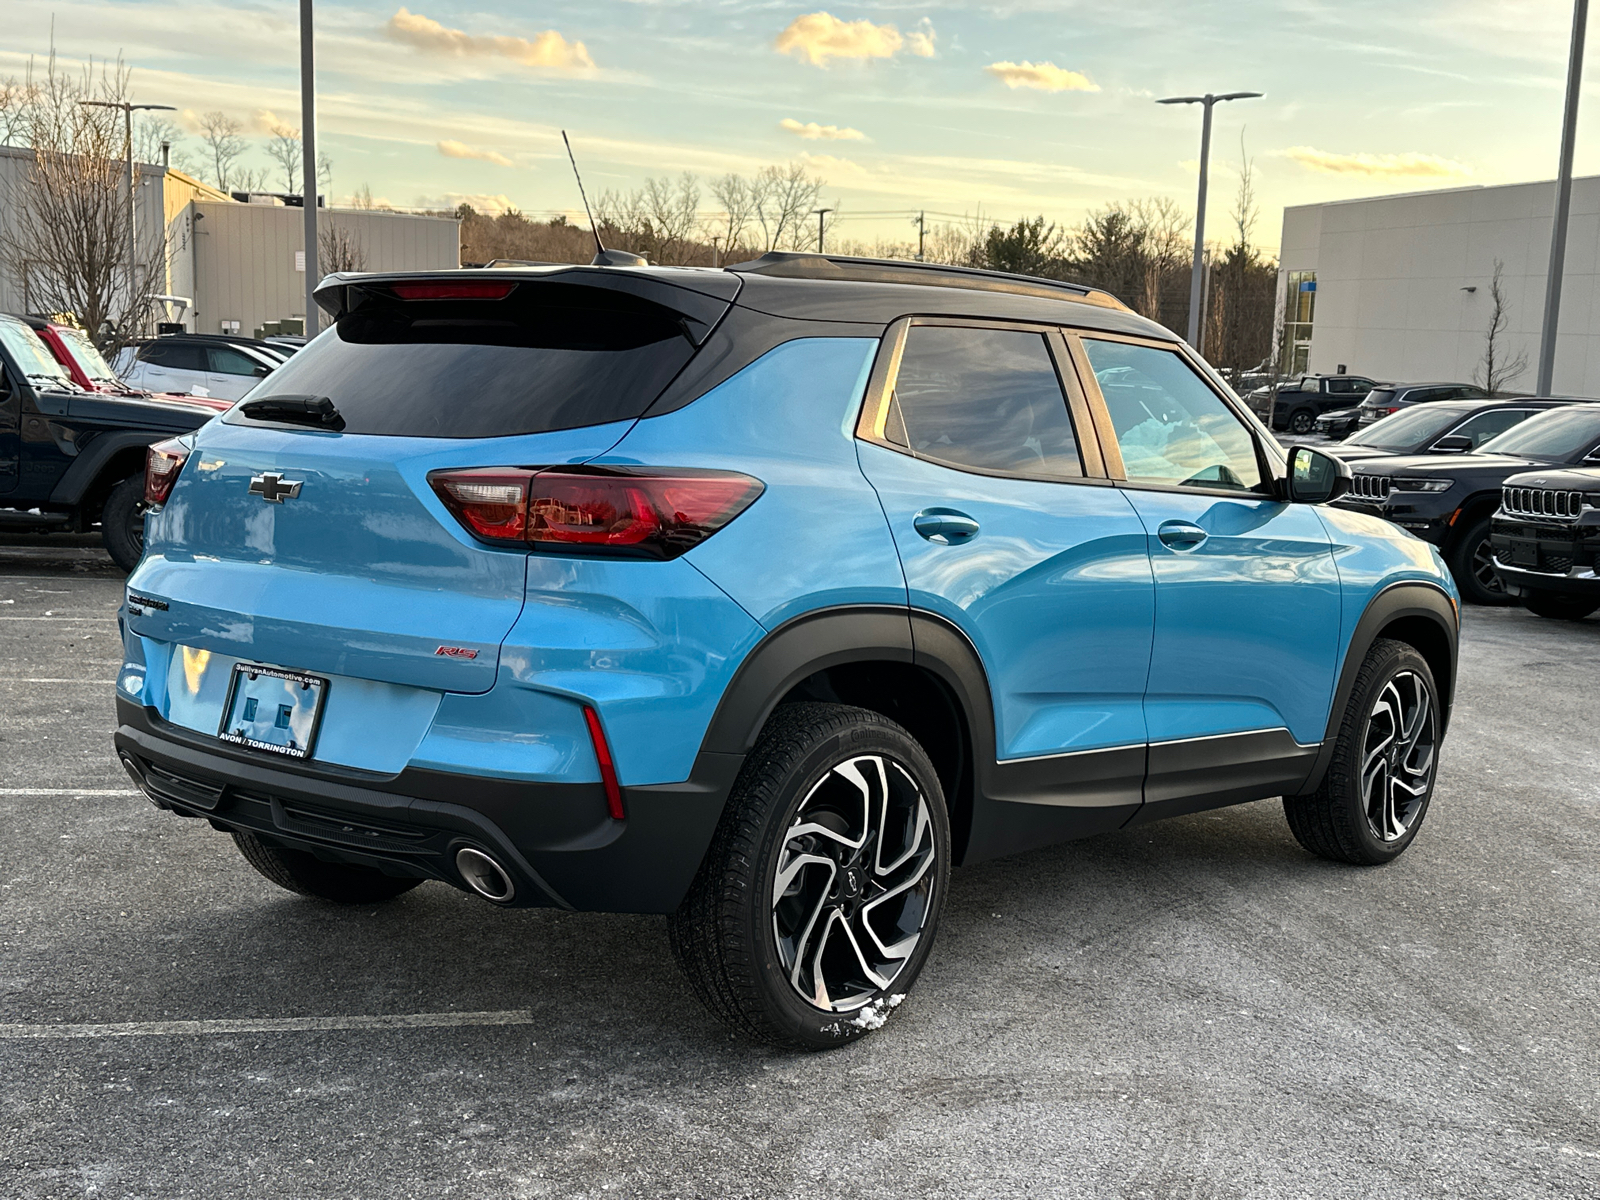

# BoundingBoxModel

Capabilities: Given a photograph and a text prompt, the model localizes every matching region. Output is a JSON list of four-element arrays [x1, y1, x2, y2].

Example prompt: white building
[[1277, 176, 1600, 395]]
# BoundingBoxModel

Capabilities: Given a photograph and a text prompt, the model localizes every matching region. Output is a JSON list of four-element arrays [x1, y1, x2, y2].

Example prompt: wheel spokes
[[1361, 670, 1437, 843]]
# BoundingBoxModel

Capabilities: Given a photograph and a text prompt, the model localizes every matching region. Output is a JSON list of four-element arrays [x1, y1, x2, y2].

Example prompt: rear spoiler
[[313, 267, 742, 346]]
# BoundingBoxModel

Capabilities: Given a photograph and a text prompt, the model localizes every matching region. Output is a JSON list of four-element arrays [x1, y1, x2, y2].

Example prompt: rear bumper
[[114, 698, 740, 913]]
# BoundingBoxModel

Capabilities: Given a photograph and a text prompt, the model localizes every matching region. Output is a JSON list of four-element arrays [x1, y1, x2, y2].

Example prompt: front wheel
[[101, 474, 145, 573], [1448, 516, 1511, 606], [1523, 591, 1600, 621], [1288, 409, 1316, 435], [669, 703, 950, 1048], [1285, 639, 1440, 865]]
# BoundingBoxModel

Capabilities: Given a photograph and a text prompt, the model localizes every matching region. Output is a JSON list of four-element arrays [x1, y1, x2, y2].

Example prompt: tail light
[[429, 466, 764, 560], [144, 438, 190, 505]]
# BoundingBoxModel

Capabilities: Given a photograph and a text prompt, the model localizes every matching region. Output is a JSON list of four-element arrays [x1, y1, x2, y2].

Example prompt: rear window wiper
[[239, 394, 346, 431]]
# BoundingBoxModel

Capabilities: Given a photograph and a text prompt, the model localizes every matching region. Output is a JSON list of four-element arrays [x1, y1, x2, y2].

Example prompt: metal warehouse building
[[1277, 175, 1600, 395]]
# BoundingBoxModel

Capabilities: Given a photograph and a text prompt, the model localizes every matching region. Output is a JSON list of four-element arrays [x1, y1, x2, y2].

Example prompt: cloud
[[780, 118, 866, 141], [386, 8, 595, 70], [437, 139, 513, 166], [254, 109, 296, 137], [799, 152, 867, 179], [423, 192, 520, 215], [774, 12, 936, 67], [984, 61, 1099, 92], [1284, 146, 1469, 178]]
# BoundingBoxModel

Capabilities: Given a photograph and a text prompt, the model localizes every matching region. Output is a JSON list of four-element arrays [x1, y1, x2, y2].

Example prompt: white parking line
[[0, 789, 140, 796], [0, 1010, 538, 1039], [0, 678, 116, 684]]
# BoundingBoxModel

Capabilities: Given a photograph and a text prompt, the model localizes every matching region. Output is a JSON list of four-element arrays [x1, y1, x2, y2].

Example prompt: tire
[[1284, 638, 1440, 866], [1288, 408, 1316, 435], [100, 474, 145, 573], [231, 831, 423, 904], [1523, 591, 1600, 621], [668, 703, 951, 1049], [1447, 516, 1511, 606]]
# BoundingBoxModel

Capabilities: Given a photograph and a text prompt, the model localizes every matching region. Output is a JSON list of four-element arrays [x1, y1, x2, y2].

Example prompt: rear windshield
[[1344, 405, 1466, 451], [1362, 388, 1397, 406], [236, 282, 697, 438], [1478, 405, 1600, 458]]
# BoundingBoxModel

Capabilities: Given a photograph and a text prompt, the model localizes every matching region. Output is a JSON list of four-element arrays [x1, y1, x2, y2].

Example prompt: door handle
[[1157, 520, 1208, 551], [913, 509, 980, 545]]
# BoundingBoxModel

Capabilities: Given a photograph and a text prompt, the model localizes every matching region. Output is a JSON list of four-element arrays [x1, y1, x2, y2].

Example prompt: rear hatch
[[127, 268, 738, 698]]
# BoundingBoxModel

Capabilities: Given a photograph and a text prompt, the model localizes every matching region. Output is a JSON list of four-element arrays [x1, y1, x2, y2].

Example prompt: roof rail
[[725, 251, 1129, 311]]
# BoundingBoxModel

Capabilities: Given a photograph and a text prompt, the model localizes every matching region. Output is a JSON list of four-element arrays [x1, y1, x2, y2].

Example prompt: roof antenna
[[562, 130, 646, 268]]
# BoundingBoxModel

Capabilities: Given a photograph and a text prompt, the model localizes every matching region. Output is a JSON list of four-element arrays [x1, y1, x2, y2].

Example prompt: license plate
[[1508, 540, 1538, 567], [218, 663, 327, 759]]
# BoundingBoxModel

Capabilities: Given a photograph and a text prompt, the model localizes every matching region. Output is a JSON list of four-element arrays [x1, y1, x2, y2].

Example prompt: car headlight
[[1391, 478, 1454, 493]]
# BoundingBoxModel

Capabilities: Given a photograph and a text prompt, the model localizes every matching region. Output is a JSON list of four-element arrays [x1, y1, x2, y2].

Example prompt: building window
[[1279, 270, 1316, 373]]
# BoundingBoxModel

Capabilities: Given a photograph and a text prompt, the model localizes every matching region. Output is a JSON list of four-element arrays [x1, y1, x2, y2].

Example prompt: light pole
[[813, 208, 834, 253], [1537, 0, 1589, 396], [1157, 91, 1262, 349], [80, 99, 175, 334], [300, 0, 320, 336]]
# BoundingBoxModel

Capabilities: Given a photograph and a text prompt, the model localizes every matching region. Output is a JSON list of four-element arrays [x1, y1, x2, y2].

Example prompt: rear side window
[[1450, 408, 1529, 447], [208, 346, 264, 376], [141, 342, 208, 371], [240, 282, 698, 438], [887, 326, 1082, 480]]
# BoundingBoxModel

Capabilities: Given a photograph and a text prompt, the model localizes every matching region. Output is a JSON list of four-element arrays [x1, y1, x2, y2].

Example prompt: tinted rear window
[[235, 282, 698, 438], [1344, 404, 1465, 450]]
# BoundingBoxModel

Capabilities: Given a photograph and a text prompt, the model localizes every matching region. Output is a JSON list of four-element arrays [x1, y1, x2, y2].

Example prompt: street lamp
[[80, 99, 175, 332], [301, 0, 319, 335], [1157, 91, 1262, 349], [1537, 0, 1589, 396], [813, 208, 835, 253]]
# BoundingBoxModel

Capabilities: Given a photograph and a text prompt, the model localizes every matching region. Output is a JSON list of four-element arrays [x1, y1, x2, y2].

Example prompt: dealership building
[[1277, 175, 1600, 396], [0, 145, 458, 337]]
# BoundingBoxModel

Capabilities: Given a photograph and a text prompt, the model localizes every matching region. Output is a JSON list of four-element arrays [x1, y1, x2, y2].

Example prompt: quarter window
[[208, 346, 263, 376], [888, 326, 1082, 479], [1080, 339, 1263, 492], [141, 342, 207, 372]]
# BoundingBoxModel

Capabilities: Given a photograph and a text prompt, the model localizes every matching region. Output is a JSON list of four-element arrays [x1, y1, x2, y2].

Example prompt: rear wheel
[[231, 831, 423, 904], [1284, 639, 1440, 865], [1523, 591, 1600, 621], [1288, 408, 1316, 435], [668, 703, 950, 1048], [1448, 516, 1511, 606], [101, 474, 145, 573]]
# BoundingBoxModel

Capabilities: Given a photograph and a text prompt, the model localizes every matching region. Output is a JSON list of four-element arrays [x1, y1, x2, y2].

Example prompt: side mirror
[[252, 365, 270, 378], [1432, 435, 1472, 453], [1284, 445, 1352, 504]]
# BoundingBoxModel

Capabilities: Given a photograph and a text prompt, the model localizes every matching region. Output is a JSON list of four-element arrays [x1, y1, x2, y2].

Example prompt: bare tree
[[642, 172, 701, 264], [265, 126, 300, 192], [319, 220, 366, 274], [197, 111, 245, 190], [132, 112, 195, 173], [707, 172, 757, 258], [751, 163, 824, 252], [0, 51, 165, 347], [0, 73, 39, 145], [1475, 259, 1530, 394]]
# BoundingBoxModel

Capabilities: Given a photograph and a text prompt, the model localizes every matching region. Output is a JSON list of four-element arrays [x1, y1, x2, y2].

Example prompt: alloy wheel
[[772, 754, 936, 1012], [1290, 412, 1314, 434], [1471, 536, 1504, 595], [1361, 670, 1436, 842]]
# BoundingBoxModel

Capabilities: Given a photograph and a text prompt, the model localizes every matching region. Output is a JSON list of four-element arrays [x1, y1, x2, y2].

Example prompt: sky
[[4, 0, 1597, 254]]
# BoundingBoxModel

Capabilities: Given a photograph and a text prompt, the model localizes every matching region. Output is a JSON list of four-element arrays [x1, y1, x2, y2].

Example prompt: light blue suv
[[115, 254, 1460, 1046]]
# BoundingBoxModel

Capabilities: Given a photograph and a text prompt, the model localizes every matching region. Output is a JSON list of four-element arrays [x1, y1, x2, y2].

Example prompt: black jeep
[[0, 313, 217, 571], [1490, 466, 1600, 620]]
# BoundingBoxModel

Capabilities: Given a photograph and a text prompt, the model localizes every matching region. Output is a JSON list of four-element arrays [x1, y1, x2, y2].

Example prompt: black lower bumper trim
[[114, 699, 742, 914]]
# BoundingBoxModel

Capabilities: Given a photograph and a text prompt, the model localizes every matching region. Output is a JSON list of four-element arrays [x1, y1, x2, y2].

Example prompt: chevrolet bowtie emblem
[[248, 472, 303, 503]]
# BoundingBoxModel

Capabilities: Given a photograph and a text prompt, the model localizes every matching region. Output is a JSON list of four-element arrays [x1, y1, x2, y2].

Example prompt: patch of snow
[[847, 993, 907, 1031]]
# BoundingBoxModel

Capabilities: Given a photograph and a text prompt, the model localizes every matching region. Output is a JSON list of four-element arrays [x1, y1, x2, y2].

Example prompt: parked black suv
[[1355, 382, 1487, 428], [1489, 467, 1600, 620], [1339, 403, 1600, 604], [1332, 398, 1588, 465], [1258, 373, 1378, 435], [0, 313, 217, 570]]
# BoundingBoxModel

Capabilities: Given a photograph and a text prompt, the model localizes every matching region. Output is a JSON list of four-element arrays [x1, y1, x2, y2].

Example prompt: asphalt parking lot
[[2, 532, 1597, 1200]]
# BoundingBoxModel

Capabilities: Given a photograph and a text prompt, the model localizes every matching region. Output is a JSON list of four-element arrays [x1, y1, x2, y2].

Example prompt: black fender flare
[[1295, 580, 1458, 796], [48, 430, 162, 507]]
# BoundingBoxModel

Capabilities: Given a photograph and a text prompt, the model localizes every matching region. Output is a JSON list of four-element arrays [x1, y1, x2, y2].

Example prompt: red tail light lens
[[389, 281, 515, 301], [428, 467, 763, 559], [144, 438, 190, 505]]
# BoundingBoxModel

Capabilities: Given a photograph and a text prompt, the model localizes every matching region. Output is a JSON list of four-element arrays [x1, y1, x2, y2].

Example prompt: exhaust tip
[[118, 752, 165, 809], [455, 847, 515, 903]]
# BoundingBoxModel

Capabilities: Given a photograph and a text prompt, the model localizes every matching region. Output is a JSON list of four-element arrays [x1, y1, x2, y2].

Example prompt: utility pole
[[300, 0, 319, 336], [711, 235, 721, 268], [914, 210, 926, 261], [1157, 90, 1262, 348], [813, 208, 834, 253], [80, 99, 174, 336], [1537, 0, 1590, 396]]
